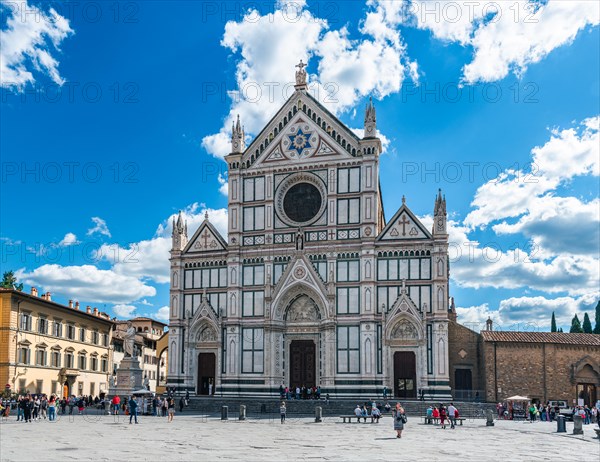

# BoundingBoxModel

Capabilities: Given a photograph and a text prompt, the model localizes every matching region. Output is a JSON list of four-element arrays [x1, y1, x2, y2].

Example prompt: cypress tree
[[582, 313, 593, 333], [593, 301, 600, 335], [569, 314, 583, 333], [551, 312, 557, 332]]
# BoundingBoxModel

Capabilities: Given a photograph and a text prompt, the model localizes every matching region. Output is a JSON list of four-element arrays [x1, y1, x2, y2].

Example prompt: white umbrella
[[506, 395, 529, 401]]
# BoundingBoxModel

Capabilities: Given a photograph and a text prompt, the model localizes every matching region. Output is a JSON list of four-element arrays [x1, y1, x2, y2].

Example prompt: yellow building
[[155, 331, 168, 395], [0, 287, 114, 398]]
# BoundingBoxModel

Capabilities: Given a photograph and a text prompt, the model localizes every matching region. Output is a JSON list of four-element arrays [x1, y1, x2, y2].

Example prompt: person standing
[[280, 401, 286, 424], [48, 395, 56, 422], [179, 396, 184, 413], [393, 403, 406, 438], [21, 395, 32, 423], [112, 395, 120, 415], [184, 390, 189, 406], [128, 396, 138, 424], [447, 403, 457, 429], [16, 396, 23, 421], [383, 386, 388, 400], [439, 405, 447, 429], [167, 398, 175, 423]]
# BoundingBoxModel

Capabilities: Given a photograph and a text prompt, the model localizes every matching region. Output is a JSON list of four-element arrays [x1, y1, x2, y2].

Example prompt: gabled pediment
[[189, 296, 220, 341], [184, 219, 227, 254], [377, 203, 432, 241], [384, 289, 424, 341], [242, 91, 363, 169]]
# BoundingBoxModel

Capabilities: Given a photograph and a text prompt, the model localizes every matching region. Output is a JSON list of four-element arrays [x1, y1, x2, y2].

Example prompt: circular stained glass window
[[283, 182, 322, 224]]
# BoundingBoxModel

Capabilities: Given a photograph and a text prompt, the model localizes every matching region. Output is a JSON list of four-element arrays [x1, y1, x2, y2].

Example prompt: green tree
[[551, 312, 557, 332], [570, 314, 583, 333], [1, 271, 23, 291], [593, 301, 600, 335], [582, 313, 593, 334], [558, 328, 563, 333]]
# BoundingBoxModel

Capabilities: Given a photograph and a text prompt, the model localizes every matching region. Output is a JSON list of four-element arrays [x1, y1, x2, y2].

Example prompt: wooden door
[[289, 340, 316, 389], [197, 353, 216, 395], [394, 351, 416, 399]]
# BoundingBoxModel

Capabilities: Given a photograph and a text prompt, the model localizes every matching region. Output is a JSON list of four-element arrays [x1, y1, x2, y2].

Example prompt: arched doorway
[[575, 364, 598, 407], [63, 381, 70, 398], [394, 351, 416, 399], [197, 353, 216, 395]]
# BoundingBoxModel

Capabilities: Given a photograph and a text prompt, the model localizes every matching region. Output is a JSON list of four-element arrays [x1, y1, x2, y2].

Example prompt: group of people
[[497, 401, 599, 424], [426, 403, 460, 429], [110, 395, 177, 422], [1, 394, 96, 422], [279, 384, 321, 400]]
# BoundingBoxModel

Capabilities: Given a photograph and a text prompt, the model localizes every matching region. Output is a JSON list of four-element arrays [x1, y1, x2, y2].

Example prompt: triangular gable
[[271, 255, 328, 309], [384, 289, 424, 340], [184, 220, 227, 254], [243, 90, 362, 169], [189, 295, 220, 342], [377, 203, 432, 241]]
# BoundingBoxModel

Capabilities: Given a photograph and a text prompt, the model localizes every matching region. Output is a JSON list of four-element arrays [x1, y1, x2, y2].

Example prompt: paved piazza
[[1, 414, 598, 461]]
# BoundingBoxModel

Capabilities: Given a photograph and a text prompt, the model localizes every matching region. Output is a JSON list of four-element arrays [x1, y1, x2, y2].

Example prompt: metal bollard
[[572, 414, 583, 435], [556, 415, 566, 433], [486, 409, 495, 426], [221, 406, 228, 421], [239, 405, 246, 421], [315, 406, 322, 423]]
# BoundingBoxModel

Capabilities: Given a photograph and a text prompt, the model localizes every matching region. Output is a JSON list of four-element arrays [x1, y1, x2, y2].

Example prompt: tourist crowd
[[496, 401, 599, 424], [279, 384, 321, 400]]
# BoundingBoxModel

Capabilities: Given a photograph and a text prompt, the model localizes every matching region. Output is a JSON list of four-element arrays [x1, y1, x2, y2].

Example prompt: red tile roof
[[480, 330, 600, 346]]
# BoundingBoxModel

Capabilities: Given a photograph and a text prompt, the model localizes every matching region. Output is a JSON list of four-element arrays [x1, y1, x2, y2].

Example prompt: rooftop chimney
[[31, 287, 38, 297], [68, 300, 73, 308], [75, 301, 80, 310], [40, 293, 47, 300], [486, 317, 493, 331], [93, 307, 99, 316], [45, 292, 51, 301], [86, 306, 92, 314]]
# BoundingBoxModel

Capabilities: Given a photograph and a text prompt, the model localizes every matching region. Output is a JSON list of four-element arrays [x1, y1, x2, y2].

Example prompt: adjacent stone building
[[0, 288, 113, 397], [167, 63, 453, 399]]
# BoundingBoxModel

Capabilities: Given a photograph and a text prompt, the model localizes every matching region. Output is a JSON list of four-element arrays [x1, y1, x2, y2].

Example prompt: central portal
[[394, 351, 417, 399], [197, 353, 216, 395], [289, 340, 316, 389]]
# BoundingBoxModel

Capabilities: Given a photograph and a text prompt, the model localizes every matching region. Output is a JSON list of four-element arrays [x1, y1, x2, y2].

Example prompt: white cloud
[[154, 306, 170, 322], [202, 0, 416, 159], [0, 1, 74, 90], [113, 304, 137, 318], [15, 264, 156, 304], [87, 217, 112, 238], [58, 232, 79, 247], [139, 299, 154, 306], [404, 0, 600, 83], [218, 173, 228, 196]]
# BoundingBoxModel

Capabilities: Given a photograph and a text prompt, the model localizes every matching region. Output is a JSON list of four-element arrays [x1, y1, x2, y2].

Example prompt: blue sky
[[1, 0, 598, 330]]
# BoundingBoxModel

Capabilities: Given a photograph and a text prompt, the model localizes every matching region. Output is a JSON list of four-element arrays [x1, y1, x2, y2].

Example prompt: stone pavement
[[1, 413, 598, 461]]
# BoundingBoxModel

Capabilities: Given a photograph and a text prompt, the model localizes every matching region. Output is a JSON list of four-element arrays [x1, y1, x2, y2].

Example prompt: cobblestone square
[[1, 413, 598, 461]]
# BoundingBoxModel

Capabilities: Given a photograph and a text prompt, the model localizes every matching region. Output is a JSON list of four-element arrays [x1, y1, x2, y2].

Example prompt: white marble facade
[[167, 66, 452, 399]]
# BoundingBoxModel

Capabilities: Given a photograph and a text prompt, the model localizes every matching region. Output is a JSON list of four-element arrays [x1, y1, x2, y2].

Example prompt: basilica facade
[[167, 65, 452, 399]]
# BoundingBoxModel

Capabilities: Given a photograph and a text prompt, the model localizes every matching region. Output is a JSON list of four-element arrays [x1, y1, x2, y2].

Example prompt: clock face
[[283, 182, 322, 223]]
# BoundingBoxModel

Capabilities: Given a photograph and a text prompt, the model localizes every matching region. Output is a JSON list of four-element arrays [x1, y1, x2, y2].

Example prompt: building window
[[51, 381, 58, 395], [241, 328, 264, 373], [243, 206, 265, 231], [36, 380, 43, 394], [206, 292, 227, 316], [90, 382, 95, 397], [92, 330, 99, 345], [310, 258, 327, 282], [243, 176, 265, 202], [90, 356, 98, 371], [273, 262, 288, 284], [377, 258, 431, 281], [337, 198, 360, 224], [18, 346, 30, 364], [242, 291, 264, 317], [184, 267, 227, 289], [18, 379, 26, 393], [38, 316, 48, 335], [102, 333, 109, 347], [20, 312, 32, 331], [66, 324, 75, 340], [337, 167, 360, 194], [336, 287, 360, 314], [78, 382, 83, 395], [337, 326, 360, 374], [78, 353, 87, 370], [242, 264, 265, 286], [101, 356, 108, 373], [336, 259, 360, 282], [53, 321, 62, 338], [51, 351, 61, 367], [65, 351, 74, 368], [79, 327, 86, 342], [35, 348, 47, 366]]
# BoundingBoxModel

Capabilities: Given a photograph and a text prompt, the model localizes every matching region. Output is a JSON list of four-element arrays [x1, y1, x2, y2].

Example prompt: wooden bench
[[339, 415, 384, 423], [422, 416, 465, 426]]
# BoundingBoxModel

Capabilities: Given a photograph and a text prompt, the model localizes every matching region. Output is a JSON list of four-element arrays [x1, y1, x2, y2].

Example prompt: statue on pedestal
[[124, 321, 136, 358]]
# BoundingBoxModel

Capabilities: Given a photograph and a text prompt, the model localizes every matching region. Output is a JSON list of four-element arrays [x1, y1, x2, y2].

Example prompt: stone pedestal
[[108, 356, 144, 398], [572, 415, 583, 435]]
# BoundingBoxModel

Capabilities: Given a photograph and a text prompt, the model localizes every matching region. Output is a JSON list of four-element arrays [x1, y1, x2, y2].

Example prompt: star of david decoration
[[287, 128, 313, 156]]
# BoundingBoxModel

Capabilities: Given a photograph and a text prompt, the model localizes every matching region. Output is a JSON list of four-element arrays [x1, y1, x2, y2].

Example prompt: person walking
[[16, 396, 23, 421], [280, 401, 287, 424], [439, 405, 447, 429], [178, 396, 184, 413], [167, 398, 175, 423], [448, 403, 457, 429], [393, 403, 406, 438], [128, 396, 139, 424]]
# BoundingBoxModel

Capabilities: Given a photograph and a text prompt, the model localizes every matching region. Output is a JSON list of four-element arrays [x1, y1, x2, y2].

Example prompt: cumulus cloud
[[403, 0, 600, 83], [154, 306, 170, 322], [58, 232, 79, 247], [113, 304, 137, 318], [218, 173, 229, 197], [201, 0, 417, 159], [15, 264, 156, 304], [87, 217, 112, 238], [0, 1, 74, 90]]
